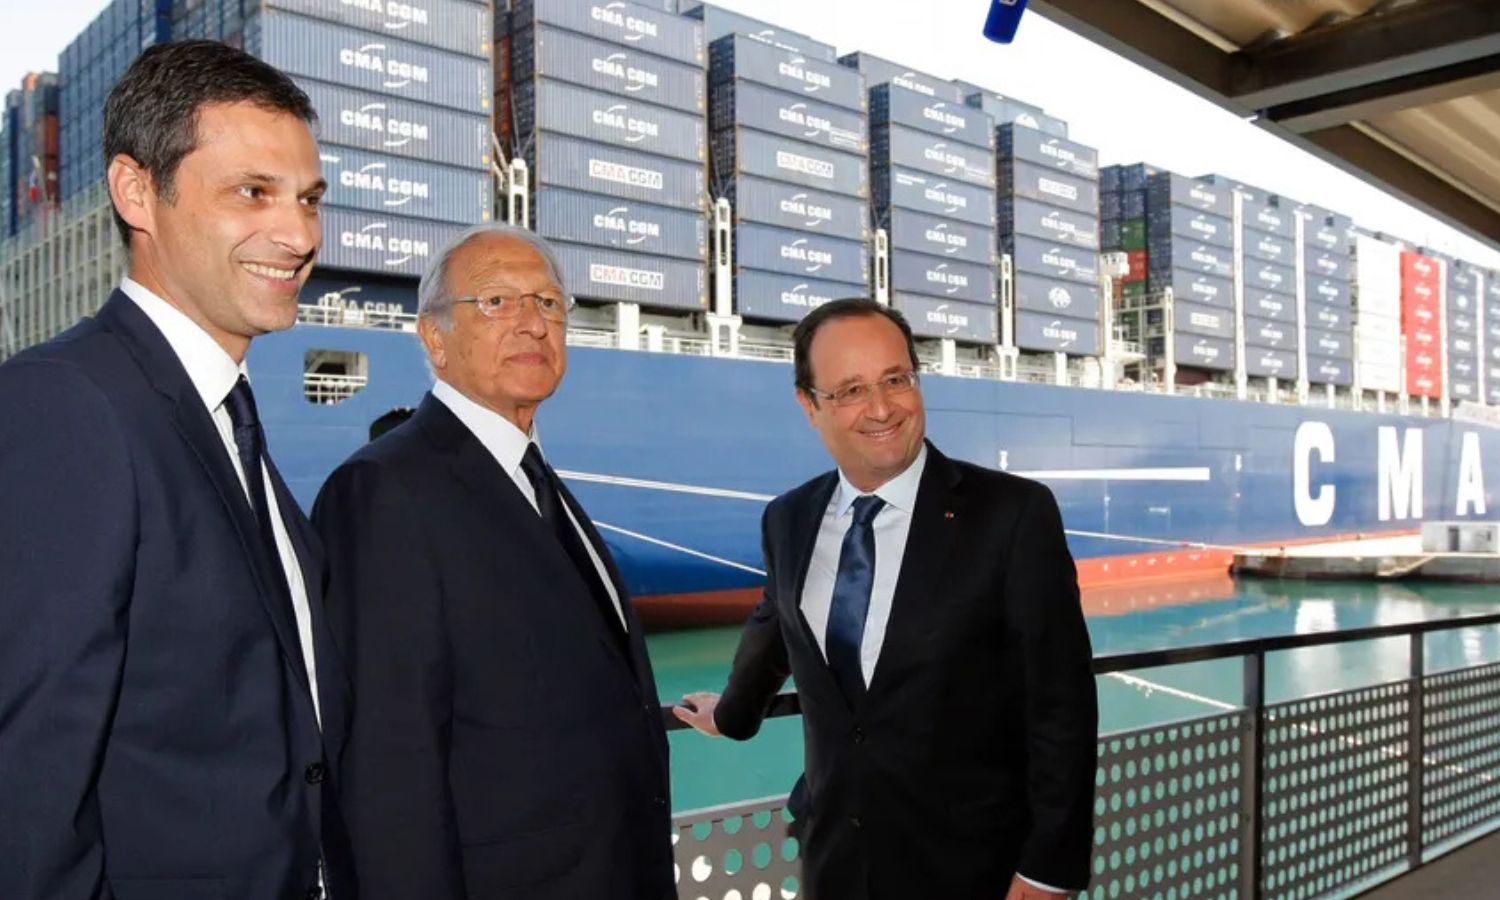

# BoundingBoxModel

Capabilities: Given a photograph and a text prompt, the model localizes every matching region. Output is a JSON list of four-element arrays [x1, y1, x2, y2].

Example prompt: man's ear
[[107, 154, 156, 238], [418, 315, 447, 371], [795, 388, 819, 425]]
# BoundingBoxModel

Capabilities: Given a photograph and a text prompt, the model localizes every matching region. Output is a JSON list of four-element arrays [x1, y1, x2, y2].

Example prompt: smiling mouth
[[862, 422, 902, 440], [242, 262, 301, 281]]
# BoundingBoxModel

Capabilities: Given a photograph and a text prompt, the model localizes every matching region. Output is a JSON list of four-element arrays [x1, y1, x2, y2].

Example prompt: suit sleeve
[[713, 505, 793, 741], [0, 360, 134, 900], [1007, 482, 1099, 891], [313, 461, 464, 900]]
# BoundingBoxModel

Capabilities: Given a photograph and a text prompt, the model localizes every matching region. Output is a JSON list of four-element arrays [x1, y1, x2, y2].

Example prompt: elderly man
[[313, 225, 675, 899]]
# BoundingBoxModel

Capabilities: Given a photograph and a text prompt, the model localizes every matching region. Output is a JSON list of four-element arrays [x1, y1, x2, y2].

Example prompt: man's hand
[[1004, 875, 1072, 900], [671, 692, 723, 736]]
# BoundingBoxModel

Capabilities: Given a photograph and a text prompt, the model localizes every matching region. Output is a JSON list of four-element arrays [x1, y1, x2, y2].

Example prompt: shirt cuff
[[1018, 873, 1071, 894]]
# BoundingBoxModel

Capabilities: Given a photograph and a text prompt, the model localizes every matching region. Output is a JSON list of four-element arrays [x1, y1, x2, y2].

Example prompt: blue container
[[734, 222, 869, 285], [872, 124, 995, 189], [319, 144, 493, 225], [515, 24, 707, 114], [1013, 272, 1099, 318], [1004, 234, 1098, 285], [869, 83, 992, 152], [840, 51, 964, 104], [733, 269, 867, 323], [998, 124, 1098, 181], [710, 80, 867, 154], [1244, 347, 1298, 379], [1014, 310, 1101, 355], [889, 250, 996, 305], [712, 127, 866, 198], [710, 33, 866, 112], [899, 294, 999, 343], [551, 241, 707, 310], [872, 165, 995, 227], [885, 208, 996, 266], [1242, 315, 1299, 351], [534, 187, 707, 262], [721, 175, 868, 242], [512, 0, 705, 66]]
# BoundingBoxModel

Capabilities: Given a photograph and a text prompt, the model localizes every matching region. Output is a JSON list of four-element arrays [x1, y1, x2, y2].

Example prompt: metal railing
[[664, 613, 1500, 900]]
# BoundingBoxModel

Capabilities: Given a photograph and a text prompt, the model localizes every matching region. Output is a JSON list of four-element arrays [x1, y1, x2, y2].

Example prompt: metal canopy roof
[[1031, 0, 1500, 249]]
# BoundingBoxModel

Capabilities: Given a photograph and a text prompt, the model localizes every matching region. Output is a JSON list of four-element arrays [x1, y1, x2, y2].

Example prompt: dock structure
[[1233, 531, 1500, 582]]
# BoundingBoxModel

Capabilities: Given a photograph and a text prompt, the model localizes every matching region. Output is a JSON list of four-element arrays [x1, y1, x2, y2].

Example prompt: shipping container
[[723, 175, 868, 241], [1303, 216, 1353, 256], [318, 206, 465, 277], [709, 33, 866, 112], [885, 208, 996, 266], [246, 10, 491, 113], [1357, 359, 1403, 394], [871, 165, 995, 227], [997, 196, 1099, 250], [1146, 207, 1233, 250], [1305, 246, 1351, 282], [1355, 312, 1402, 345], [1401, 250, 1441, 287], [529, 132, 706, 210], [300, 270, 420, 315], [1154, 334, 1234, 371], [1243, 229, 1295, 266], [534, 187, 706, 261], [732, 269, 865, 322], [1449, 310, 1477, 336], [1144, 236, 1233, 278], [259, 0, 490, 58], [1243, 315, 1297, 350], [963, 91, 1066, 137], [1449, 378, 1480, 402], [998, 159, 1098, 216], [1199, 174, 1269, 203], [1450, 334, 1477, 359], [1100, 192, 1121, 222], [1147, 173, 1232, 218], [899, 294, 999, 343], [1013, 272, 1101, 318], [1120, 191, 1147, 220], [1243, 258, 1298, 296], [514, 25, 706, 113], [1172, 300, 1236, 340], [678, 2, 835, 62], [298, 79, 491, 171], [1123, 250, 1148, 282], [319, 144, 492, 224], [512, 0, 705, 66], [1308, 276, 1352, 307], [712, 127, 866, 197], [1306, 327, 1353, 359], [872, 124, 995, 188], [1242, 198, 1295, 239], [1244, 347, 1299, 379], [1117, 219, 1146, 251], [1004, 234, 1098, 285], [890, 251, 995, 304], [997, 124, 1098, 181], [709, 80, 867, 153], [869, 83, 992, 151], [552, 241, 707, 309], [1014, 310, 1101, 355], [1100, 165, 1121, 193], [839, 51, 963, 103], [516, 78, 706, 163], [734, 222, 868, 284], [1149, 269, 1234, 309]]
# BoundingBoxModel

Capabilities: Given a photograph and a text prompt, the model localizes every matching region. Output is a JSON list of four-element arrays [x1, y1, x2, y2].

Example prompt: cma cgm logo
[[1047, 286, 1073, 310], [340, 103, 429, 148], [341, 222, 429, 267], [926, 303, 972, 334], [340, 0, 429, 28], [593, 53, 660, 91], [339, 43, 429, 88], [777, 57, 833, 93], [1294, 423, 1489, 525], [780, 283, 831, 308], [323, 154, 430, 207], [593, 103, 660, 143], [593, 206, 660, 246], [592, 3, 659, 41], [780, 193, 833, 228]]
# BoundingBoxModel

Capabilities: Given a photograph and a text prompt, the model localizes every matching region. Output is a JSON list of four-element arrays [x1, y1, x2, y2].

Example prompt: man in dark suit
[[313, 225, 674, 899], [0, 42, 350, 899], [674, 299, 1098, 900]]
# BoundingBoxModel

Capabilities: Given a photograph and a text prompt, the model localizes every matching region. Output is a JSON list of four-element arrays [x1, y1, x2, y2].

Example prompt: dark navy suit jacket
[[0, 292, 353, 900]]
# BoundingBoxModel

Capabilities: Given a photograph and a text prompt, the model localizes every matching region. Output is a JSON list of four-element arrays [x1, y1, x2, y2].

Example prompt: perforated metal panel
[[1261, 682, 1412, 899], [674, 796, 801, 900], [1423, 661, 1500, 848]]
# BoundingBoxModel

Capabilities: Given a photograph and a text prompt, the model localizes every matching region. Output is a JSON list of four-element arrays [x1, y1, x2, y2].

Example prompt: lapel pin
[[944, 511, 955, 520]]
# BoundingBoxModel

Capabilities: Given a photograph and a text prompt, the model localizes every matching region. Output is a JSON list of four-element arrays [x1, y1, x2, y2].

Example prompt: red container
[[1401, 251, 1441, 289], [1407, 366, 1443, 399], [1402, 294, 1440, 329], [1122, 249, 1147, 283], [1406, 342, 1441, 374], [1403, 276, 1439, 307]]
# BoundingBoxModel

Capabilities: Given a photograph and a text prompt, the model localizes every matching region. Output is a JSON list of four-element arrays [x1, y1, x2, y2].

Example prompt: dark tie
[[827, 494, 885, 704], [520, 442, 623, 636], [223, 376, 284, 564]]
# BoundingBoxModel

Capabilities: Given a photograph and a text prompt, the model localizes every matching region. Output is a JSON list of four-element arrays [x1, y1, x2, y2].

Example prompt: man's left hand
[[1004, 876, 1072, 900]]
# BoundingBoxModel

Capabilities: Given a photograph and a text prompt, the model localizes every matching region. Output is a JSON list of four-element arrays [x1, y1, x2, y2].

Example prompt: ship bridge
[[1029, 0, 1500, 252]]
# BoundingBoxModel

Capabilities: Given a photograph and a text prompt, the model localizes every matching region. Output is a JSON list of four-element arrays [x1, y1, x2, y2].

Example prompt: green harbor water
[[647, 578, 1500, 814]]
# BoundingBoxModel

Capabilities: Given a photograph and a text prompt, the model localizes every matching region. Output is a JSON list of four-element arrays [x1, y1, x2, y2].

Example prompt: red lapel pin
[[944, 511, 955, 519]]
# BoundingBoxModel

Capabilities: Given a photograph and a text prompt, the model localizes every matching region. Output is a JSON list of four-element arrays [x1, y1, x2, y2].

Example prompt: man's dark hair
[[103, 40, 317, 247], [792, 298, 921, 400]]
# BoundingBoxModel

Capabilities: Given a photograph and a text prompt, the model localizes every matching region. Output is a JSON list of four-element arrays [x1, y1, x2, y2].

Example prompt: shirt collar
[[430, 378, 537, 477], [834, 443, 928, 519], [120, 277, 245, 410]]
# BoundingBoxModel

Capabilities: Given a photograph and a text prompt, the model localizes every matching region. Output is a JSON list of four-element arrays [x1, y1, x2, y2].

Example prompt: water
[[648, 577, 1500, 813]]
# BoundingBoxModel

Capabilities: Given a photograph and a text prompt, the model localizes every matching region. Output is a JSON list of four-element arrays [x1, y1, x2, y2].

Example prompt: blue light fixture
[[984, 0, 1029, 43]]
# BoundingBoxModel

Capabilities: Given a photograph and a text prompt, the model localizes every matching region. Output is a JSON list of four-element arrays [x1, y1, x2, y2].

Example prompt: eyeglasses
[[806, 370, 920, 408], [453, 291, 574, 323]]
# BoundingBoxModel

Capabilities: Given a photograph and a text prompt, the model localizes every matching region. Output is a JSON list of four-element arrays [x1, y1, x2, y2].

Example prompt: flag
[[27, 156, 40, 204]]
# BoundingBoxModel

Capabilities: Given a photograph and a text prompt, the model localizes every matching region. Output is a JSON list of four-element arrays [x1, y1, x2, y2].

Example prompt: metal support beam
[[1265, 57, 1500, 134]]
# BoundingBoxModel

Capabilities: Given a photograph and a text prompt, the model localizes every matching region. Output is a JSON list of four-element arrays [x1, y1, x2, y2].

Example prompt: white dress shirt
[[120, 278, 322, 725], [431, 379, 627, 629]]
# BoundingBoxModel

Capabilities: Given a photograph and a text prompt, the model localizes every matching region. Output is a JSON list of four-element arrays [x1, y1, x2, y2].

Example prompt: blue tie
[[826, 494, 885, 704]]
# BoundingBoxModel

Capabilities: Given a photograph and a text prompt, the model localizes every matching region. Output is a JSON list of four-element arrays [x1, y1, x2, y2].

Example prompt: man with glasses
[[312, 225, 675, 899], [674, 298, 1098, 900]]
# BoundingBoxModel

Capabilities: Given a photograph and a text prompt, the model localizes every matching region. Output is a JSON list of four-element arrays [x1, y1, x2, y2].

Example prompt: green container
[[1119, 219, 1147, 251], [1120, 281, 1147, 300]]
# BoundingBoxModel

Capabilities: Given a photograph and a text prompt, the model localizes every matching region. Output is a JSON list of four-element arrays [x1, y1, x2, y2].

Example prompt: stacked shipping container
[[1145, 170, 1235, 372], [1401, 250, 1444, 399], [3, 75, 60, 237], [1489, 274, 1500, 405], [1298, 206, 1355, 387], [1352, 234, 1403, 394], [1445, 259, 1482, 402], [1239, 192, 1300, 381]]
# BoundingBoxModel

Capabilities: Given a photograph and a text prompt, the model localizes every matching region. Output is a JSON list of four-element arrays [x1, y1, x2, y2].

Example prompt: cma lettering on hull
[[1293, 422, 1489, 526]]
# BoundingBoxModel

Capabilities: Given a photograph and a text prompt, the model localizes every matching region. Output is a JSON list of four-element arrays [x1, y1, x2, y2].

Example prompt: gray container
[[723, 175, 868, 242], [869, 84, 993, 152], [1450, 378, 1480, 402], [839, 51, 964, 104], [1304, 218, 1352, 256], [518, 25, 706, 113], [997, 125, 1098, 181], [1146, 173, 1231, 218], [998, 196, 1099, 250], [1305, 246, 1351, 282], [890, 250, 996, 305], [512, 0, 705, 66], [1243, 198, 1295, 239], [1490, 382, 1500, 406], [965, 92, 1067, 137], [873, 124, 995, 189], [1307, 300, 1350, 331], [1172, 300, 1235, 340], [247, 11, 490, 114], [709, 34, 866, 112], [999, 160, 1098, 216], [1151, 268, 1234, 309], [296, 79, 491, 171], [519, 79, 705, 163], [1306, 354, 1354, 386], [1243, 315, 1298, 350], [734, 223, 869, 284], [1307, 276, 1351, 307], [1450, 333, 1478, 359], [534, 187, 706, 261], [1005, 235, 1098, 285], [732, 269, 867, 323], [1244, 258, 1297, 296], [1243, 229, 1295, 266], [899, 294, 999, 343], [1013, 273, 1101, 318], [262, 0, 490, 58], [713, 127, 867, 197], [872, 166, 996, 227], [1146, 237, 1232, 278], [1244, 347, 1299, 379], [1306, 326, 1353, 359], [300, 271, 419, 314], [1014, 310, 1102, 356], [1170, 334, 1235, 371], [679, 2, 836, 61], [1146, 208, 1233, 250], [1450, 310, 1477, 336], [885, 208, 995, 267], [552, 241, 707, 309], [1246, 284, 1297, 322], [529, 132, 706, 211], [318, 207, 465, 277], [710, 80, 867, 153], [1451, 355, 1479, 381], [319, 144, 493, 224]]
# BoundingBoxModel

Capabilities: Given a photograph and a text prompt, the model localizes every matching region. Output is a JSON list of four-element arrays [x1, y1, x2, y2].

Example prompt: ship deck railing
[[662, 613, 1500, 899]]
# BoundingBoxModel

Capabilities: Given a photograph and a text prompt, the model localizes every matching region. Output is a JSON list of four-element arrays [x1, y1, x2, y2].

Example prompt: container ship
[[2, 0, 1497, 625]]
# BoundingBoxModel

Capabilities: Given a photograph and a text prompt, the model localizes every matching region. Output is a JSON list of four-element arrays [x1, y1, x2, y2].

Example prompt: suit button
[[852, 727, 864, 743], [652, 796, 667, 808], [850, 816, 862, 830], [304, 762, 325, 785], [306, 887, 323, 900]]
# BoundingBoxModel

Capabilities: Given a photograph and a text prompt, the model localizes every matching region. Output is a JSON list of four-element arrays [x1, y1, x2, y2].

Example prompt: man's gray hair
[[416, 223, 567, 330]]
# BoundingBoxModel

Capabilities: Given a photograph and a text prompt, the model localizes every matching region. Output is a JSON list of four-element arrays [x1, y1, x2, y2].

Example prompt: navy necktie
[[223, 376, 283, 561], [520, 443, 623, 637], [827, 494, 885, 704]]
